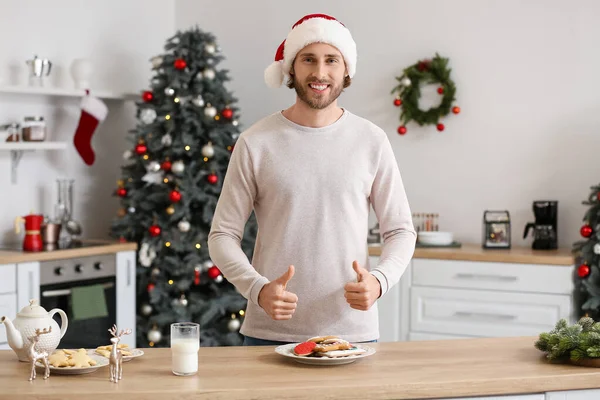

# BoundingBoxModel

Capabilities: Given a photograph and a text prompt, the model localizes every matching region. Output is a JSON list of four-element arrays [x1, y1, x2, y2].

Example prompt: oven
[[39, 254, 117, 349]]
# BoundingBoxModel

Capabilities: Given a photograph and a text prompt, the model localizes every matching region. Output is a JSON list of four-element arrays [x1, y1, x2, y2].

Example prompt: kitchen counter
[[0, 240, 137, 264], [369, 242, 573, 266], [1, 336, 599, 400]]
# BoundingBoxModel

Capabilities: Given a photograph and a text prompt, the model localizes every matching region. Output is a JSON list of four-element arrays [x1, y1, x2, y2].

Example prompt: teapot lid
[[17, 299, 49, 318]]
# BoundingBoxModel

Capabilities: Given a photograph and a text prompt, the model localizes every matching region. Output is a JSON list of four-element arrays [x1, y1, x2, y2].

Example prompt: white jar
[[22, 116, 46, 141]]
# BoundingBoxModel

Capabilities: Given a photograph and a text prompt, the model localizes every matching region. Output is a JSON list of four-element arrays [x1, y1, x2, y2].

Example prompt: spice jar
[[22, 116, 47, 141], [0, 123, 20, 142]]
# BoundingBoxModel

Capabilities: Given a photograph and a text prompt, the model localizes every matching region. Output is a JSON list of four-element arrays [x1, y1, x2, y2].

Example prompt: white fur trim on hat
[[264, 15, 357, 88], [81, 95, 108, 121]]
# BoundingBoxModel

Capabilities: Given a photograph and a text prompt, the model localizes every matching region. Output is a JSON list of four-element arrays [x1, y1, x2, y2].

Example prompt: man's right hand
[[258, 265, 298, 320]]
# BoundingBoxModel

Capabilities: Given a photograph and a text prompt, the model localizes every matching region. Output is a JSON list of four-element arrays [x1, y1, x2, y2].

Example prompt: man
[[208, 13, 416, 346]]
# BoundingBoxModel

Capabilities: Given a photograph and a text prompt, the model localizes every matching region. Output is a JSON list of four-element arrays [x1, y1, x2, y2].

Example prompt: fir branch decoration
[[391, 53, 460, 135], [535, 317, 600, 362]]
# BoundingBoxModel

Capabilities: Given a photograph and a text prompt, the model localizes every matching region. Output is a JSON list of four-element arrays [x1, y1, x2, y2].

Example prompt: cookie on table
[[48, 349, 70, 368]]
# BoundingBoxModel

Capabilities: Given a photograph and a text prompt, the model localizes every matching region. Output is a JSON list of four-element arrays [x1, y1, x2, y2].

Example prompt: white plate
[[36, 352, 109, 375], [275, 343, 376, 365], [92, 347, 145, 362]]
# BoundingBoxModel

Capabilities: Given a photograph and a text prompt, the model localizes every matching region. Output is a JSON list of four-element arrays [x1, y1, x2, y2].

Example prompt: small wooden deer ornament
[[108, 324, 132, 382], [27, 326, 52, 381]]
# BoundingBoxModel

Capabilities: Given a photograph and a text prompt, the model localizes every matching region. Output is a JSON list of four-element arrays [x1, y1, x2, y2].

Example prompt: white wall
[[175, 0, 600, 249], [0, 0, 174, 244]]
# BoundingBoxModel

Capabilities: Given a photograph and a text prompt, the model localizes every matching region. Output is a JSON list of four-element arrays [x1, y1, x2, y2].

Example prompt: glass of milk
[[170, 322, 200, 376]]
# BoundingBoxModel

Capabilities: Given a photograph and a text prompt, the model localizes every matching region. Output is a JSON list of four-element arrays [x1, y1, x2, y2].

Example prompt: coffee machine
[[523, 201, 558, 250]]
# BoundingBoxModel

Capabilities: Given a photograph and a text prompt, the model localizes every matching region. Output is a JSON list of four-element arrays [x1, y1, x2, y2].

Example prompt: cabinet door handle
[[454, 273, 518, 282], [28, 271, 34, 301], [127, 261, 131, 287], [454, 311, 517, 320]]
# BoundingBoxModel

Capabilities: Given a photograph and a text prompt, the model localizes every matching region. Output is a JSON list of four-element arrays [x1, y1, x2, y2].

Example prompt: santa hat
[[264, 13, 357, 88]]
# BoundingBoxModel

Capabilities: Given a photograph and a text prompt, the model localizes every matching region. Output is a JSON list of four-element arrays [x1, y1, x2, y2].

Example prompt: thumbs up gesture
[[344, 261, 381, 311], [258, 265, 298, 320]]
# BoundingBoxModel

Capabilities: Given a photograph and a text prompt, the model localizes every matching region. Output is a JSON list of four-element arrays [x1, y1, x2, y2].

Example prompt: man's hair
[[286, 63, 352, 89]]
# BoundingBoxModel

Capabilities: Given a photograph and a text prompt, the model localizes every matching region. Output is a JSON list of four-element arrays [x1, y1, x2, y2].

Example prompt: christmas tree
[[110, 26, 257, 347], [573, 184, 600, 321]]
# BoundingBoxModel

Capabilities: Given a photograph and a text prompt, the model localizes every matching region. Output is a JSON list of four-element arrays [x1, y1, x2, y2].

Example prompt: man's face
[[290, 42, 347, 110]]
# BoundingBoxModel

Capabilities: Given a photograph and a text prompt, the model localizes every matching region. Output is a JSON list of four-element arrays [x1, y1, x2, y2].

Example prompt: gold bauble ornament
[[166, 205, 175, 215]]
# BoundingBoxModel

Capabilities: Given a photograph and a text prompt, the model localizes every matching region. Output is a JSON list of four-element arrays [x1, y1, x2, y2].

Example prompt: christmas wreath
[[391, 53, 460, 135]]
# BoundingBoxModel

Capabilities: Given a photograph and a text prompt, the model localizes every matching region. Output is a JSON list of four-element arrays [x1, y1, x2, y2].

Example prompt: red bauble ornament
[[116, 188, 127, 197], [222, 108, 233, 119], [578, 264, 591, 278], [581, 224, 593, 238], [147, 283, 156, 292], [174, 58, 187, 70], [119, 236, 127, 243], [417, 61, 430, 71], [142, 91, 154, 102], [436, 123, 445, 132], [437, 87, 444, 94], [208, 266, 221, 279], [149, 225, 161, 237], [169, 190, 182, 203], [207, 173, 218, 184], [194, 269, 201, 285], [452, 106, 461, 114], [135, 143, 147, 155], [397, 126, 407, 135], [161, 161, 172, 171], [393, 98, 402, 107]]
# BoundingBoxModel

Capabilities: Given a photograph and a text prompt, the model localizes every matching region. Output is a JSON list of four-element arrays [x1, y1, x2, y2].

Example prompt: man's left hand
[[344, 260, 381, 311]]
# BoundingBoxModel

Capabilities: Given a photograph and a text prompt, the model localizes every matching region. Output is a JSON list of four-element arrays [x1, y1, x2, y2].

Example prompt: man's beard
[[293, 77, 343, 110]]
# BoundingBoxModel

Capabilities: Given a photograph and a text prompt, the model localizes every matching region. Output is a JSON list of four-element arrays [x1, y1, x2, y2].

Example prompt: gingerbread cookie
[[293, 341, 317, 356], [307, 335, 340, 343], [314, 341, 353, 353], [48, 350, 70, 368], [322, 348, 367, 358], [67, 348, 97, 368]]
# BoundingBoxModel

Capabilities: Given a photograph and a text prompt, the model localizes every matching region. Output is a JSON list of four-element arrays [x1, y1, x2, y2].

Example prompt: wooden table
[[1, 337, 600, 400]]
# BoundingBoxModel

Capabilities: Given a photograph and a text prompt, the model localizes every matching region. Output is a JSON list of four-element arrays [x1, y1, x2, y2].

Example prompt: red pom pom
[[169, 190, 182, 203], [222, 108, 233, 119], [116, 188, 127, 197], [142, 91, 154, 102], [161, 161, 172, 171], [207, 266, 221, 279], [581, 224, 593, 238], [293, 341, 316, 356], [578, 264, 591, 278], [174, 58, 187, 70], [207, 173, 218, 184], [436, 123, 445, 132], [393, 98, 402, 107], [437, 87, 444, 94], [149, 225, 161, 237], [135, 144, 147, 155], [397, 126, 407, 135], [452, 106, 461, 114]]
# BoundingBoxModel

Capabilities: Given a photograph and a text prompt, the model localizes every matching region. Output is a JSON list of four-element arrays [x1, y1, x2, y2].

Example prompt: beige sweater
[[208, 109, 416, 343]]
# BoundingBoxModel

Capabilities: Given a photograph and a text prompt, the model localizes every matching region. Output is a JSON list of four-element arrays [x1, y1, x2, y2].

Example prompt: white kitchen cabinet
[[116, 250, 136, 348], [546, 389, 600, 399], [16, 261, 40, 310], [0, 264, 16, 294], [435, 395, 544, 400], [0, 293, 17, 344], [373, 255, 411, 342]]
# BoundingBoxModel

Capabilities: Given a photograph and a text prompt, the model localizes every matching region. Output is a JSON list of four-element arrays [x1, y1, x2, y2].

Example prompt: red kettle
[[14, 212, 44, 252]]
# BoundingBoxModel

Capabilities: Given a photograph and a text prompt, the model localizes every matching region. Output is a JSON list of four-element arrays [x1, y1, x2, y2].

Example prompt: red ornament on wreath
[[436, 123, 445, 132], [161, 160, 172, 171], [208, 266, 221, 279], [222, 108, 233, 119], [207, 173, 218, 184], [174, 58, 187, 70], [452, 106, 461, 114], [116, 188, 127, 197], [135, 143, 147, 155], [148, 225, 161, 237], [142, 91, 154, 102], [581, 224, 593, 238], [169, 190, 182, 203], [437, 87, 444, 94], [397, 126, 407, 135], [393, 98, 402, 107], [578, 264, 591, 278]]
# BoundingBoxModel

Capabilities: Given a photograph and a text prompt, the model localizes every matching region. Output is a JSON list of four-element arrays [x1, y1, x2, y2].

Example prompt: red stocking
[[73, 94, 108, 165]]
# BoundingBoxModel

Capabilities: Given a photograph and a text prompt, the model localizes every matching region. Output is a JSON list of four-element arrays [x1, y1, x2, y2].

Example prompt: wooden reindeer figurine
[[108, 324, 132, 382], [26, 326, 52, 381]]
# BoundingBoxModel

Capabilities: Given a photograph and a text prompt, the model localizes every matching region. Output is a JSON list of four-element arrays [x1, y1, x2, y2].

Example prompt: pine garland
[[391, 53, 459, 134], [535, 317, 600, 362]]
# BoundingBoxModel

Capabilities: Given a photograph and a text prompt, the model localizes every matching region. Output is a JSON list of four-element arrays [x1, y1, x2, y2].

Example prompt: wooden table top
[[1, 336, 599, 400], [0, 240, 137, 264], [369, 242, 574, 266]]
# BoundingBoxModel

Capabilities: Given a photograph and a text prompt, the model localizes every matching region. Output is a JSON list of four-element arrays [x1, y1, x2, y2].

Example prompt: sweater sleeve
[[208, 136, 269, 306], [368, 134, 417, 297]]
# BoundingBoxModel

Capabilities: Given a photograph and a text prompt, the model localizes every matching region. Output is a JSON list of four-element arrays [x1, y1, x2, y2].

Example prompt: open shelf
[[0, 84, 138, 100], [0, 141, 68, 184]]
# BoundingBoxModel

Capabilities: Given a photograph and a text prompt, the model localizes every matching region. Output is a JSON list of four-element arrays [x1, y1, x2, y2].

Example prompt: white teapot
[[0, 299, 68, 362]]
